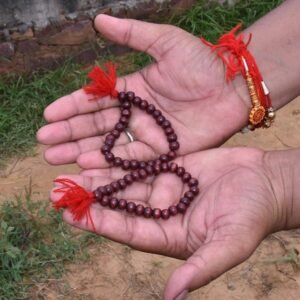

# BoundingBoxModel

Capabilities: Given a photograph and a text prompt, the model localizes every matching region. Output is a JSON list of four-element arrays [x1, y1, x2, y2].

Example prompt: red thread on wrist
[[201, 24, 274, 129]]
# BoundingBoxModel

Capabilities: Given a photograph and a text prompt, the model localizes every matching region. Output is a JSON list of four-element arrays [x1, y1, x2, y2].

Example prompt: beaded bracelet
[[201, 24, 275, 131], [53, 63, 199, 230]]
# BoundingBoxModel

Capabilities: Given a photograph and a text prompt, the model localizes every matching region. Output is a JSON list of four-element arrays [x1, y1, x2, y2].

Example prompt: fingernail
[[175, 289, 188, 300]]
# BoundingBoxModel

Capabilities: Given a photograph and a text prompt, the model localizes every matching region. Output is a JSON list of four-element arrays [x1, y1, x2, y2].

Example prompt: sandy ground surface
[[1, 97, 300, 299]]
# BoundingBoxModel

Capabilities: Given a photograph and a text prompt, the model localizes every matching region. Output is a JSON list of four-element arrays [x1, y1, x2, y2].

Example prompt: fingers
[[37, 107, 120, 145], [94, 14, 176, 61], [43, 135, 128, 165], [43, 88, 122, 123], [164, 240, 256, 300]]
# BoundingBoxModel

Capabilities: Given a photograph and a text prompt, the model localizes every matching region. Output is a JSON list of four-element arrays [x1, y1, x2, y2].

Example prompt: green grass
[[172, 0, 284, 42], [0, 64, 88, 168], [0, 191, 103, 299]]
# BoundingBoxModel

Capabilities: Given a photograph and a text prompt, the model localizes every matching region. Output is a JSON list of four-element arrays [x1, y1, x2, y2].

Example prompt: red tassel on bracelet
[[201, 24, 275, 129]]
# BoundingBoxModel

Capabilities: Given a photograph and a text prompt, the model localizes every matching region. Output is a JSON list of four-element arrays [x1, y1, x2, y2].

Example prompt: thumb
[[164, 240, 256, 300], [94, 14, 176, 60]]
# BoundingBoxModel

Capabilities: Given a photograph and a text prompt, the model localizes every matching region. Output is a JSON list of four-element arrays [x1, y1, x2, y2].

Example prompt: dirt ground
[[1, 97, 300, 299]]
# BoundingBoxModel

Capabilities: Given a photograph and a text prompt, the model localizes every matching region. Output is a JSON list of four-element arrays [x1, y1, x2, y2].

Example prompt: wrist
[[263, 148, 300, 231], [232, 0, 300, 128]]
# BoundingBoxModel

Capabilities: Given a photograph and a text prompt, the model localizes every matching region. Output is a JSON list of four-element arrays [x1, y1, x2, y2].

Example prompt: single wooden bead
[[159, 154, 169, 162], [170, 141, 180, 151], [105, 152, 115, 162], [126, 91, 135, 101], [162, 120, 171, 128], [168, 205, 178, 216], [144, 207, 152, 218], [154, 159, 162, 166], [111, 181, 120, 192], [142, 165, 151, 176], [182, 172, 192, 183], [188, 178, 199, 187], [152, 208, 161, 219], [190, 186, 200, 196], [118, 199, 127, 210], [120, 116, 129, 124], [98, 186, 106, 195], [101, 144, 111, 154], [176, 167, 185, 177], [112, 129, 121, 138], [136, 204, 144, 216], [139, 100, 148, 110], [139, 161, 147, 169], [122, 109, 131, 117], [124, 174, 133, 185], [118, 91, 126, 102], [94, 189, 103, 201], [164, 127, 174, 135], [126, 201, 136, 213], [180, 197, 190, 206], [146, 104, 155, 114], [118, 179, 127, 189], [104, 185, 113, 195], [138, 169, 147, 179], [105, 139, 114, 147], [100, 197, 109, 206], [132, 96, 141, 105], [156, 115, 165, 125], [161, 209, 170, 220], [131, 171, 140, 181], [109, 197, 119, 209], [167, 134, 177, 142], [130, 160, 139, 170], [122, 101, 131, 109], [114, 157, 122, 167], [162, 163, 169, 172], [122, 160, 131, 170], [115, 122, 125, 131], [153, 110, 161, 118], [184, 191, 194, 200], [169, 162, 178, 173], [177, 202, 187, 213], [167, 151, 176, 160], [153, 164, 161, 175]]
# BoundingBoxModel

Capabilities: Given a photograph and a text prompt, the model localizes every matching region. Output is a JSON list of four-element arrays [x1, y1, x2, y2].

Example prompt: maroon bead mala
[[53, 63, 199, 229]]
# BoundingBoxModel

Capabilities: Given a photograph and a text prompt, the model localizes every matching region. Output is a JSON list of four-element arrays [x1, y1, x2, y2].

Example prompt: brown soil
[[1, 97, 300, 299]]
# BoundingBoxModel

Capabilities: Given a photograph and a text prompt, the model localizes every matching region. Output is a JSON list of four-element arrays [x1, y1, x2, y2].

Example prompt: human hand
[[37, 14, 250, 169], [51, 147, 292, 299]]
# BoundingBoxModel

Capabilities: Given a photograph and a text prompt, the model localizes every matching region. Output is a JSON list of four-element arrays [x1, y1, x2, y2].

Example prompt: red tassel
[[53, 178, 96, 231], [201, 24, 270, 109], [201, 24, 252, 80], [83, 62, 118, 98]]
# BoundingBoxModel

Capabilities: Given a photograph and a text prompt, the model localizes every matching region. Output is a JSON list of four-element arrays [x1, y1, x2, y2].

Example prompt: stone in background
[[0, 0, 195, 74]]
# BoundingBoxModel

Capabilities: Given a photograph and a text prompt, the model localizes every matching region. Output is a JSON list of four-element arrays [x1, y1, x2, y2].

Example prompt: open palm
[[52, 147, 282, 300], [37, 15, 249, 169]]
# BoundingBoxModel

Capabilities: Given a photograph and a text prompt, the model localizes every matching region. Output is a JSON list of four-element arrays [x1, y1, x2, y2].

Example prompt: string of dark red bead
[[94, 91, 200, 220]]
